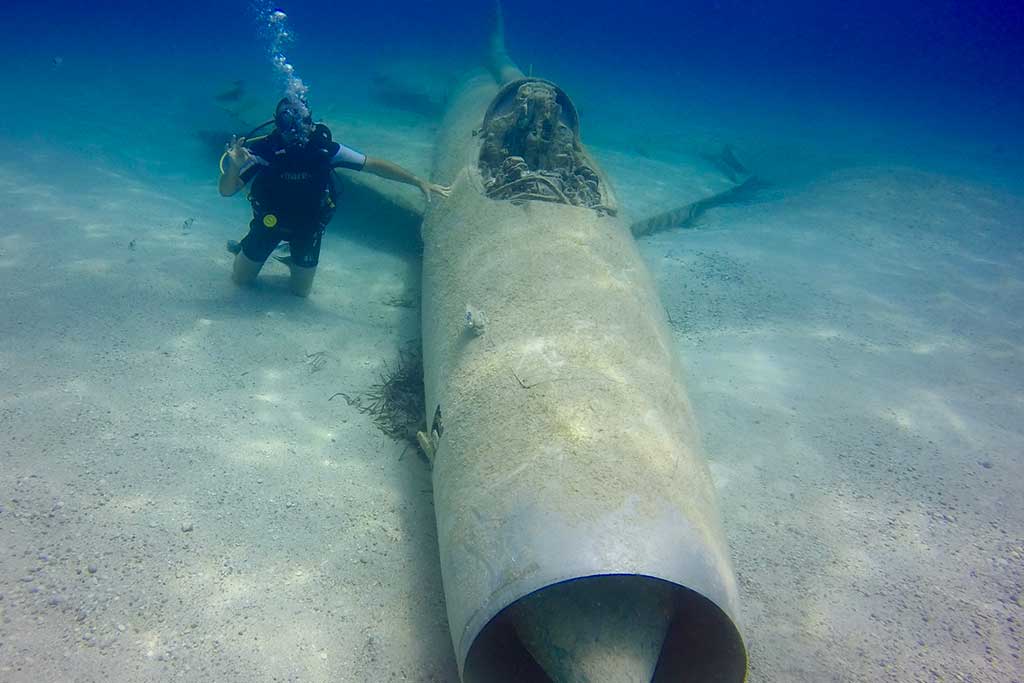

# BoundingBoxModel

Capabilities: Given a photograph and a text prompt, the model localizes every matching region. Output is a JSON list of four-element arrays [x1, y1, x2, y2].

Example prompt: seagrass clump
[[336, 342, 425, 446]]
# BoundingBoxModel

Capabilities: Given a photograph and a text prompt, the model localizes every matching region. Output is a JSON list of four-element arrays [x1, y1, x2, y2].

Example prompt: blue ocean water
[[2, 0, 1022, 186]]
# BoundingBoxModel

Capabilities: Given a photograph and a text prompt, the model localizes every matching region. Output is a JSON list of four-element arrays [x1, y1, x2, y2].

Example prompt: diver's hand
[[225, 136, 254, 172], [419, 180, 452, 203]]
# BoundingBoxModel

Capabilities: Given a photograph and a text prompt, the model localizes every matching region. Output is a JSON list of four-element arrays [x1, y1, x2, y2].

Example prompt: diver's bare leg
[[288, 264, 317, 297], [232, 252, 264, 286]]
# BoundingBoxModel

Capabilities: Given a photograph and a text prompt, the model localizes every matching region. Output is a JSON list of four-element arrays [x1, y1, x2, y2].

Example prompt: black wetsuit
[[238, 123, 366, 267]]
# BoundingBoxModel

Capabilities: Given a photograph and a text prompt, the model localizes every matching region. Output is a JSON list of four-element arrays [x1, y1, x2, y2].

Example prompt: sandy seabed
[[0, 121, 1021, 683]]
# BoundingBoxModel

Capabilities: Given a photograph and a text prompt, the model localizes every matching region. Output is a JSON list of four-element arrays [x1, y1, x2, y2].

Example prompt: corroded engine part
[[479, 79, 609, 212]]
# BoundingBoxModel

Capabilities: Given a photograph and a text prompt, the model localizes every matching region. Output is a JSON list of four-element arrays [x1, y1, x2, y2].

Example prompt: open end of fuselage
[[462, 574, 748, 683]]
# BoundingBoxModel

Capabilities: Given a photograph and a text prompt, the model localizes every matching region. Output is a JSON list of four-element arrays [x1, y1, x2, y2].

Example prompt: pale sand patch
[[0, 148, 457, 681], [643, 166, 1023, 681]]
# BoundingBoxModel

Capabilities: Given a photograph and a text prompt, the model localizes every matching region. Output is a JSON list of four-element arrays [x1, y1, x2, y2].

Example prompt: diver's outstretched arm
[[362, 157, 451, 203]]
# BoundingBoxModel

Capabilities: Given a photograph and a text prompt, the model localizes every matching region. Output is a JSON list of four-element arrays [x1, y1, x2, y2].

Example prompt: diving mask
[[275, 102, 313, 147]]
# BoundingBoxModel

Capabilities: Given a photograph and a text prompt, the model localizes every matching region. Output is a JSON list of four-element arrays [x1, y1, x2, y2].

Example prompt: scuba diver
[[219, 96, 450, 296]]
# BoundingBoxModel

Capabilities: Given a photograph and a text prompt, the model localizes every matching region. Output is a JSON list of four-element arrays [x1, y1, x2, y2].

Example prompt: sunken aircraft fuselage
[[417, 16, 748, 683]]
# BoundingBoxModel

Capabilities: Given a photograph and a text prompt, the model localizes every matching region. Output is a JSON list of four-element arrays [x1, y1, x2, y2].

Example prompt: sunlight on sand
[[721, 347, 791, 395], [809, 327, 842, 340], [230, 438, 295, 465], [882, 407, 916, 430], [708, 461, 735, 490], [138, 631, 165, 659], [65, 257, 114, 275], [886, 388, 984, 447], [9, 183, 56, 200], [918, 390, 971, 437], [81, 222, 114, 238], [909, 337, 969, 354], [113, 494, 158, 514], [0, 233, 21, 249]]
